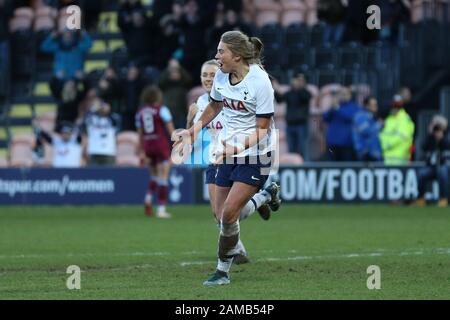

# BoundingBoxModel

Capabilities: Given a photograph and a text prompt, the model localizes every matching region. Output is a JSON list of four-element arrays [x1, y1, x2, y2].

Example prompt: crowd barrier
[[0, 163, 442, 205]]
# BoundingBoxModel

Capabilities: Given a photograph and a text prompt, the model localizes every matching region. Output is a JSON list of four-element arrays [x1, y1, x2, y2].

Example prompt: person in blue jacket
[[352, 96, 383, 162], [323, 87, 361, 161], [41, 29, 92, 81]]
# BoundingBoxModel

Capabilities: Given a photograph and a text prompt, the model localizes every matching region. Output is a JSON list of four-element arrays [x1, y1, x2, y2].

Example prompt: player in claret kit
[[136, 85, 175, 219], [175, 31, 282, 286]]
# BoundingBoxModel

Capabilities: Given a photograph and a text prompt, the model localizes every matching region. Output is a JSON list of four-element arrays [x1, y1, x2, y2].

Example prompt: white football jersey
[[210, 64, 276, 158], [193, 93, 226, 164], [52, 135, 82, 168]]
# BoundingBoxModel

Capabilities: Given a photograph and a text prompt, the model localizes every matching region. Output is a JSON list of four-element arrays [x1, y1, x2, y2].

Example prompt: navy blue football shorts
[[215, 153, 272, 188], [205, 164, 218, 184]]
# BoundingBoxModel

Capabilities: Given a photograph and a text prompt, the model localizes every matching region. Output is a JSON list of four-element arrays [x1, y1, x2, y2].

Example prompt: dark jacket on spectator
[[279, 88, 311, 125], [118, 5, 159, 67], [158, 65, 192, 127], [421, 133, 450, 166], [0, 0, 13, 41]]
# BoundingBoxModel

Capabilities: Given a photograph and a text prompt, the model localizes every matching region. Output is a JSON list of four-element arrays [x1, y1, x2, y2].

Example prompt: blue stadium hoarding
[[0, 164, 442, 205], [196, 164, 442, 204], [0, 167, 193, 205]]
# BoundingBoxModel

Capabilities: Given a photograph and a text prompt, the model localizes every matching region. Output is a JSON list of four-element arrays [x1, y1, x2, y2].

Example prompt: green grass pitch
[[0, 205, 449, 299]]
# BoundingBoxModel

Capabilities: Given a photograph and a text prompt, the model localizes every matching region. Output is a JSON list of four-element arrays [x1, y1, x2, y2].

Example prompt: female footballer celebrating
[[175, 31, 281, 286], [187, 59, 280, 266]]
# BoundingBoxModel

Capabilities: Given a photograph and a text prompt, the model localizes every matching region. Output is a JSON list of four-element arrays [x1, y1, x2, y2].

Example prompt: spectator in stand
[[222, 9, 252, 35], [413, 115, 450, 208], [344, 0, 378, 44], [81, 99, 121, 166], [318, 0, 347, 45], [96, 68, 122, 105], [154, 13, 182, 70], [379, 94, 415, 165], [379, 0, 411, 44], [50, 77, 88, 128], [0, 0, 13, 77], [41, 29, 92, 81], [352, 96, 383, 162], [275, 73, 311, 160], [158, 59, 192, 129], [323, 87, 361, 161], [34, 121, 83, 168], [118, 1, 159, 68], [178, 0, 209, 83], [119, 65, 147, 131]]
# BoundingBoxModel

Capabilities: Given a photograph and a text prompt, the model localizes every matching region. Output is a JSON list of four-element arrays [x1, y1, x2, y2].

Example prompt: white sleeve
[[255, 77, 275, 117], [160, 106, 173, 123], [209, 72, 223, 102]]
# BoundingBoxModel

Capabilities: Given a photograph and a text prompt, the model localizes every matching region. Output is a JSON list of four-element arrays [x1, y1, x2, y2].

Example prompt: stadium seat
[[34, 112, 56, 133], [280, 0, 305, 10], [0, 156, 8, 168], [9, 135, 35, 167], [98, 11, 119, 33], [255, 11, 281, 28], [340, 69, 360, 86], [277, 129, 289, 154], [263, 44, 284, 69], [338, 44, 363, 69], [14, 7, 34, 20], [281, 10, 305, 27], [11, 133, 35, 146], [258, 23, 284, 46], [116, 131, 140, 156], [309, 23, 325, 46], [274, 101, 287, 119], [33, 16, 55, 32], [316, 68, 340, 87], [314, 45, 337, 68], [9, 16, 33, 32], [284, 23, 309, 47], [253, 0, 283, 11], [287, 45, 313, 70], [411, 0, 435, 23], [35, 6, 58, 19], [364, 46, 384, 69], [305, 7, 318, 26], [110, 47, 129, 72], [116, 154, 141, 167], [279, 152, 304, 165]]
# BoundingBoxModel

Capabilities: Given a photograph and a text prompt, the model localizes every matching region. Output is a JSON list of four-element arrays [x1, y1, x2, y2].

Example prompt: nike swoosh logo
[[251, 176, 260, 181]]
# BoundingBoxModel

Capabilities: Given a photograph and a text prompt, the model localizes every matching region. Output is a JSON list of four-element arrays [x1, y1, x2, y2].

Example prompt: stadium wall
[[0, 164, 442, 205]]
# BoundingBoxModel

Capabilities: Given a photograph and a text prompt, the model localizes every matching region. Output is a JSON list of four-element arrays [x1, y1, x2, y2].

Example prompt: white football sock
[[239, 191, 271, 221]]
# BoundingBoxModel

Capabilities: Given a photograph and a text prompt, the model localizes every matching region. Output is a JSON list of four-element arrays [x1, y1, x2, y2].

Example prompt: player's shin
[[217, 220, 240, 273]]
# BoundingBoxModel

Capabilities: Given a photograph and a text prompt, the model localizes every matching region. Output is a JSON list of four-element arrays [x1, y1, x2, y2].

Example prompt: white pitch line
[[179, 248, 450, 267]]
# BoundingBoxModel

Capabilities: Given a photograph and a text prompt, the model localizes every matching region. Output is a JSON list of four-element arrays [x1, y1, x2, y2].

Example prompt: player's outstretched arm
[[173, 100, 223, 149]]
